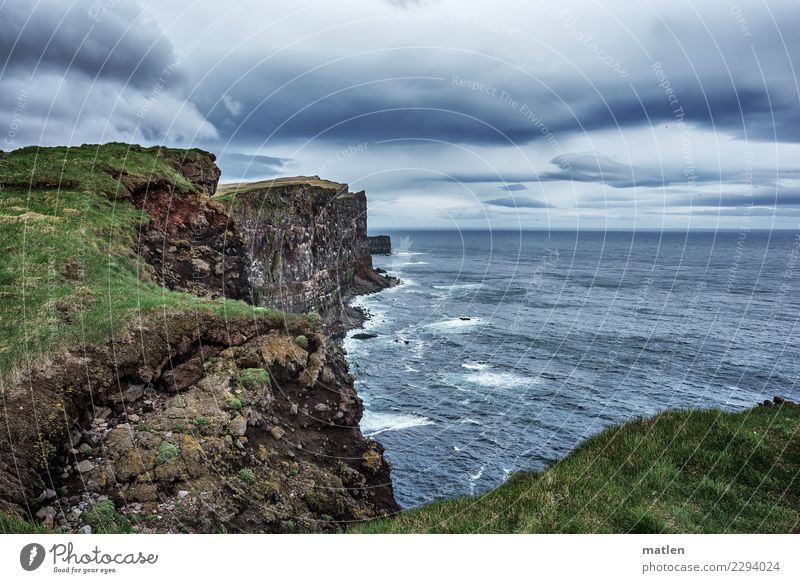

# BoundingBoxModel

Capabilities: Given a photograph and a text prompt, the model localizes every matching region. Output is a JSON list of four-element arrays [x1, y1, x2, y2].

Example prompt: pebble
[[178, 490, 190, 499], [78, 525, 92, 534], [270, 426, 286, 440]]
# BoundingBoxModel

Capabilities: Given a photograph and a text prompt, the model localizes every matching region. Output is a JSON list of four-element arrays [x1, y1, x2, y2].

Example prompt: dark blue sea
[[346, 230, 800, 508]]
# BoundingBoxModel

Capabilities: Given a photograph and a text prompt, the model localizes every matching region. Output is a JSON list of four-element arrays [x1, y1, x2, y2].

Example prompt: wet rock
[[352, 332, 378, 340]]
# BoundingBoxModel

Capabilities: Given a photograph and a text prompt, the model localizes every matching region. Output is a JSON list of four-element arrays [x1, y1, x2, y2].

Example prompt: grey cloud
[[484, 196, 549, 208], [217, 153, 296, 180], [498, 183, 528, 191], [0, 1, 179, 89]]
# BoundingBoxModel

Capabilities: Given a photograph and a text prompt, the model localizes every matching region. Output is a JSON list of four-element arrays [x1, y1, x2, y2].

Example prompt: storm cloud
[[2, 0, 800, 228]]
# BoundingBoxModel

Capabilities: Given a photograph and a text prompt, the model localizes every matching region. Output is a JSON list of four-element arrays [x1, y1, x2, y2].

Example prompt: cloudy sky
[[2, 0, 800, 229]]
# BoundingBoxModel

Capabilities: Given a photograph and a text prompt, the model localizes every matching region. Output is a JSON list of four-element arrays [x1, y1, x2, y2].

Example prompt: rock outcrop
[[367, 235, 392, 255]]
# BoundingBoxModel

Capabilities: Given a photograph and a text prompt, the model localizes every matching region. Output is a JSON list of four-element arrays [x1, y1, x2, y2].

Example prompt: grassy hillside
[[0, 143, 267, 377], [352, 405, 800, 533]]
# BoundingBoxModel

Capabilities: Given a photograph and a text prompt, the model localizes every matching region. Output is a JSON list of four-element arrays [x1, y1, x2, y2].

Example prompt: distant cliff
[[0, 144, 398, 533]]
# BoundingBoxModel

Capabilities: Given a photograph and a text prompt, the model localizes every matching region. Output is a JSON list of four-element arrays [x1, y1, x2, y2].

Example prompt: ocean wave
[[432, 283, 483, 290], [361, 410, 435, 437], [422, 317, 481, 333]]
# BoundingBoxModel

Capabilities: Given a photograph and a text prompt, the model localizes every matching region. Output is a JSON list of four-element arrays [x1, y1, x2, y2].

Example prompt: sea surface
[[345, 230, 800, 508]]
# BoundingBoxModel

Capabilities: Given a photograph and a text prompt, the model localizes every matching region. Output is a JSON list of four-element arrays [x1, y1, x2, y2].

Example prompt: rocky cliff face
[[221, 178, 394, 333], [0, 147, 399, 532], [137, 169, 395, 333], [0, 312, 397, 532]]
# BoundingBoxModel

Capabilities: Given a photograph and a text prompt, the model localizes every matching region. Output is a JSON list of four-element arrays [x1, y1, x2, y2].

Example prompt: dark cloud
[[217, 153, 296, 181], [0, 1, 178, 88], [484, 196, 549, 208]]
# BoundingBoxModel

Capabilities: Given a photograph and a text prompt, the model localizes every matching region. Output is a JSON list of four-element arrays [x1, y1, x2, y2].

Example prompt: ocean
[[345, 230, 800, 508]]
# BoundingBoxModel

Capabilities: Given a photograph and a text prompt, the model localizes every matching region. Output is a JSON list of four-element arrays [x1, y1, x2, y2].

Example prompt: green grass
[[0, 511, 53, 533], [352, 406, 800, 533], [238, 468, 256, 483], [0, 143, 276, 378], [155, 442, 180, 466], [83, 499, 132, 534], [239, 368, 270, 391]]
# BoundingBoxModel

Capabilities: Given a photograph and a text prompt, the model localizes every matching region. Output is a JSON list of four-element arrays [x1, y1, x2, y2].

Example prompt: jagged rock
[[270, 426, 286, 440]]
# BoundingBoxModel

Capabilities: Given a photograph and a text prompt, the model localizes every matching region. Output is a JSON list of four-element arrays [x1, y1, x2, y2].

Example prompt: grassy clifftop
[[0, 143, 266, 377], [352, 405, 800, 533]]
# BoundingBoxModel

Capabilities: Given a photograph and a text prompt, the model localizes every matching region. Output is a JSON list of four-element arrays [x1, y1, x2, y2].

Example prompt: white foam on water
[[459, 417, 482, 426], [398, 261, 430, 266], [361, 410, 435, 437], [395, 251, 427, 256], [422, 317, 481, 333], [462, 361, 491, 371], [468, 466, 485, 494], [463, 370, 534, 389], [432, 283, 482, 290]]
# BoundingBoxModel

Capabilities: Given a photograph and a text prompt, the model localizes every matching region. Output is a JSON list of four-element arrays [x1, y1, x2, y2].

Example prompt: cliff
[[216, 178, 394, 334], [0, 143, 398, 532]]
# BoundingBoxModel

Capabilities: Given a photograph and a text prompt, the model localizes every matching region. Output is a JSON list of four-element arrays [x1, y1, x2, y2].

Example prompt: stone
[[78, 443, 93, 454], [36, 506, 56, 527], [229, 416, 247, 437], [774, 395, 786, 404], [36, 489, 56, 503], [78, 525, 92, 534], [95, 407, 112, 421], [67, 509, 82, 522], [111, 383, 145, 404], [270, 426, 286, 440], [352, 332, 378, 340], [69, 430, 82, 447], [178, 490, 190, 499], [313, 403, 329, 413], [75, 460, 94, 473], [289, 403, 298, 415]]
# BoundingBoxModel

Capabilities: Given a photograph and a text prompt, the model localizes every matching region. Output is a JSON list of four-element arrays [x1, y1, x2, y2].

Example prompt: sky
[[2, 0, 800, 230]]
